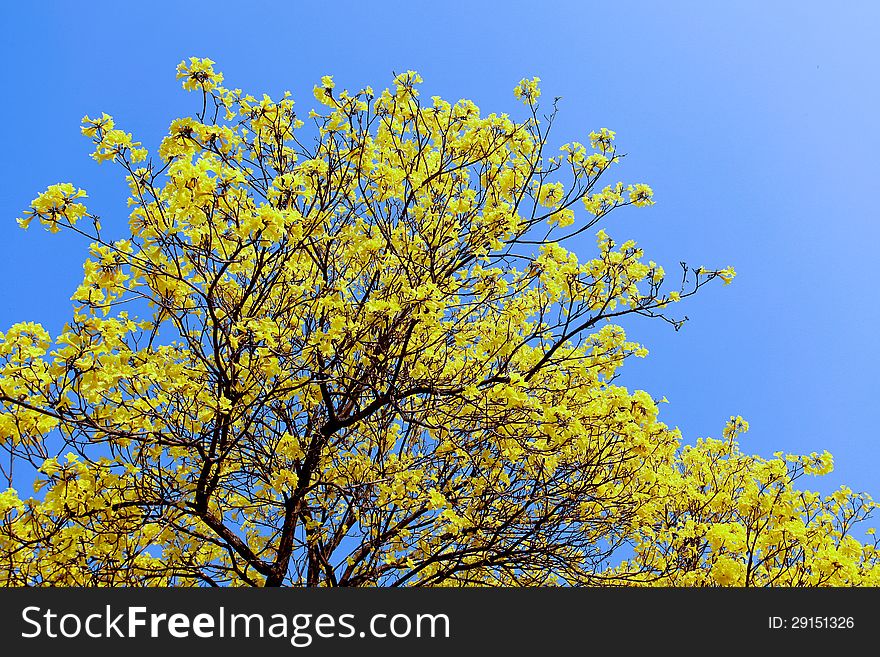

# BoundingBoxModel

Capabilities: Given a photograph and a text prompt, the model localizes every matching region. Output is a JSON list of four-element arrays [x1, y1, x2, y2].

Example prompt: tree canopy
[[1, 59, 877, 586]]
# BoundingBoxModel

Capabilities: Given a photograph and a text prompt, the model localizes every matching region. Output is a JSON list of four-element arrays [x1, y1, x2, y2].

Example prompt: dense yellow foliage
[[1, 59, 876, 586]]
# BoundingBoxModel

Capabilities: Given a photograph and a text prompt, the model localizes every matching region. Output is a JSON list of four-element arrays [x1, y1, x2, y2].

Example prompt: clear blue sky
[[1, 1, 878, 500]]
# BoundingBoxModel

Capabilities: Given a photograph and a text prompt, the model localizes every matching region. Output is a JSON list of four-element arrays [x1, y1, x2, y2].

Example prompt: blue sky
[[1, 0, 878, 501]]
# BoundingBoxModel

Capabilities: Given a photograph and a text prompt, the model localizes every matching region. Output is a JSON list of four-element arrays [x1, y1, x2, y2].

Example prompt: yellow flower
[[513, 76, 541, 103], [176, 57, 224, 92]]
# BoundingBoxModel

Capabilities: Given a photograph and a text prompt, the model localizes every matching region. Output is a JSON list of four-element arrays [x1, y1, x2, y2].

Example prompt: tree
[[0, 59, 876, 586]]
